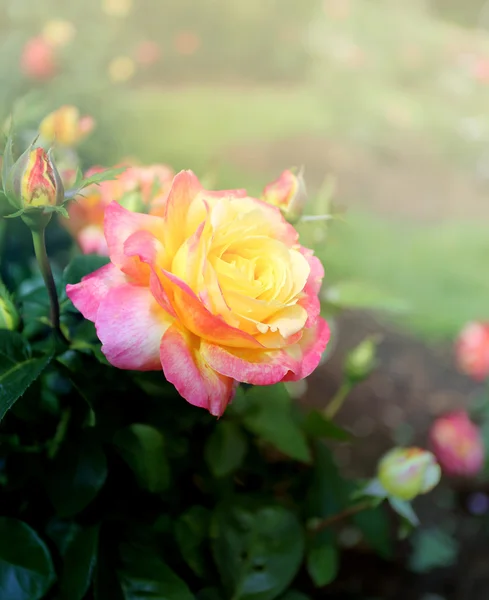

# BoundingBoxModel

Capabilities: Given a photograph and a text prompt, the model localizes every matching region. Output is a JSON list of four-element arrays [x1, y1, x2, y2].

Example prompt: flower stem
[[31, 226, 68, 344], [324, 380, 353, 420], [309, 500, 373, 534]]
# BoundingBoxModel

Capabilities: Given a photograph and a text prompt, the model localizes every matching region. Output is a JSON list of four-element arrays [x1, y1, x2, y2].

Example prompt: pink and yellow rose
[[66, 171, 329, 415]]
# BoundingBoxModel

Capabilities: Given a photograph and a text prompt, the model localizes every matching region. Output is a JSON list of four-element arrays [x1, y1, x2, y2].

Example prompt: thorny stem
[[323, 380, 353, 420], [31, 226, 68, 344], [309, 500, 373, 534]]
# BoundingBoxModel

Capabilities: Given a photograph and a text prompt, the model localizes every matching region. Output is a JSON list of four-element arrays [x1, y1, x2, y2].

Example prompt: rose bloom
[[20, 37, 56, 81], [63, 164, 175, 255], [66, 171, 329, 415], [39, 105, 95, 147], [430, 411, 484, 477], [456, 321, 489, 381]]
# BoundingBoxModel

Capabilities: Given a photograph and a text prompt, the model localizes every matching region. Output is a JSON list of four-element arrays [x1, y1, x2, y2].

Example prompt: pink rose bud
[[456, 322, 489, 381], [378, 447, 441, 501], [20, 37, 56, 81], [430, 411, 484, 477], [6, 146, 64, 211], [262, 169, 307, 223]]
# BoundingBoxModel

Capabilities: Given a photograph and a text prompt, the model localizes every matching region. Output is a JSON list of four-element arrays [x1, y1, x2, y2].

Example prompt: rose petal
[[66, 263, 126, 321], [96, 283, 170, 370], [298, 249, 324, 327], [104, 201, 165, 283], [159, 268, 262, 349], [200, 342, 296, 385], [160, 322, 236, 416], [282, 318, 330, 381]]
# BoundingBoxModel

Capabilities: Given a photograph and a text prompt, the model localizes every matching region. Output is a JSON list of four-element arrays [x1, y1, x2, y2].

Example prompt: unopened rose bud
[[455, 321, 489, 381], [378, 447, 441, 501], [0, 283, 19, 331], [262, 169, 307, 223], [430, 411, 484, 477], [5, 146, 64, 212], [344, 337, 378, 383], [39, 105, 95, 147]]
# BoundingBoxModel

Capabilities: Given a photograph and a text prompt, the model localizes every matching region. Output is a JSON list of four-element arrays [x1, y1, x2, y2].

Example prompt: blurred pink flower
[[474, 58, 489, 83], [136, 41, 161, 66], [430, 411, 484, 477], [456, 321, 489, 380], [21, 37, 56, 81], [174, 31, 201, 56]]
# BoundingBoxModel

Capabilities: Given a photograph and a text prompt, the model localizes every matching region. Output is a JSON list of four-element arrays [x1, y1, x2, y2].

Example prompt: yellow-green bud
[[0, 283, 19, 331], [378, 447, 441, 501], [6, 146, 64, 211], [344, 337, 378, 383]]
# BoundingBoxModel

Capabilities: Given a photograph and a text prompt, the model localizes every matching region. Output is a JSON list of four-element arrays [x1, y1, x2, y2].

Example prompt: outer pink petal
[[96, 283, 170, 371], [104, 202, 165, 282], [123, 230, 176, 317], [298, 248, 324, 328], [160, 323, 236, 416], [159, 268, 262, 349], [200, 343, 296, 386], [282, 318, 330, 382], [66, 263, 126, 322]]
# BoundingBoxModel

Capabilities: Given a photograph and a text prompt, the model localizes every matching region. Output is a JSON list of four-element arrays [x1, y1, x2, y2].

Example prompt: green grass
[[321, 213, 489, 340]]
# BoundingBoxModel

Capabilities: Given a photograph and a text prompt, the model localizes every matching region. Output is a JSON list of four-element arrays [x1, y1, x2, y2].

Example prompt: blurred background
[[4, 0, 489, 597]]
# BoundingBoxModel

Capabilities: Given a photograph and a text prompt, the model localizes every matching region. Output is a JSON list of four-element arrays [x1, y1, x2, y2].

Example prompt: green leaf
[[175, 506, 210, 577], [118, 543, 194, 600], [0, 330, 52, 421], [323, 280, 409, 313], [409, 527, 458, 573], [78, 166, 126, 189], [306, 543, 338, 587], [1, 132, 14, 186], [233, 385, 311, 463], [58, 524, 99, 600], [114, 424, 170, 494], [0, 517, 56, 600], [211, 501, 304, 600], [302, 410, 351, 441], [388, 497, 419, 527], [205, 420, 248, 477], [45, 434, 107, 517], [353, 505, 393, 559], [63, 255, 110, 287]]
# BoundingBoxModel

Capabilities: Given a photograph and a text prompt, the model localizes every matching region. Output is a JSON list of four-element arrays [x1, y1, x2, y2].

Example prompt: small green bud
[[0, 282, 19, 331], [344, 336, 379, 383]]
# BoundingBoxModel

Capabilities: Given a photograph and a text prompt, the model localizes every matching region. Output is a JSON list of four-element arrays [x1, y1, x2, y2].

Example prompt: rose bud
[[5, 146, 64, 212], [430, 411, 484, 477], [456, 321, 489, 381], [39, 105, 95, 147], [262, 169, 307, 223], [377, 447, 441, 501]]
